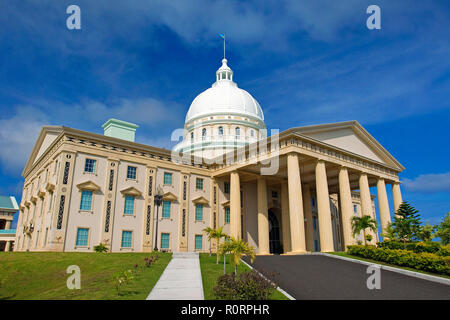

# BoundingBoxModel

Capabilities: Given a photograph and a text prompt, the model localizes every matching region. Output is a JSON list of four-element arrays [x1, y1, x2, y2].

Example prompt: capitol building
[[14, 58, 405, 254]]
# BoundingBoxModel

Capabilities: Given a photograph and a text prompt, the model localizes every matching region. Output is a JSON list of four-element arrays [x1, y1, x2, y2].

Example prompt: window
[[76, 228, 89, 247], [250, 130, 254, 137], [121, 230, 132, 248], [195, 204, 203, 221], [127, 166, 137, 179], [353, 204, 358, 213], [224, 207, 230, 224], [224, 182, 230, 194], [218, 126, 223, 136], [191, 132, 194, 142], [79, 190, 93, 211], [202, 128, 206, 140], [314, 240, 319, 252], [311, 197, 316, 208], [162, 200, 171, 218], [235, 127, 240, 137], [163, 172, 172, 185], [196, 178, 203, 190], [195, 235, 203, 250], [161, 233, 170, 249], [271, 191, 278, 198], [84, 158, 96, 173], [124, 196, 135, 215]]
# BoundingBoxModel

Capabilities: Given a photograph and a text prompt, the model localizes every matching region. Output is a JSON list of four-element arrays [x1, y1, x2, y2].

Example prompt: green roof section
[[102, 118, 139, 142], [0, 195, 19, 211]]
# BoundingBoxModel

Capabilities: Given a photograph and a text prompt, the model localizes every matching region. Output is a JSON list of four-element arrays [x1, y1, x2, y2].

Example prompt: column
[[281, 182, 291, 253], [377, 178, 391, 234], [315, 160, 334, 252], [302, 184, 315, 252], [287, 153, 306, 253], [359, 173, 377, 240], [338, 166, 355, 249], [5, 241, 11, 252], [392, 182, 403, 214], [257, 177, 270, 254], [5, 220, 11, 229], [230, 171, 241, 239]]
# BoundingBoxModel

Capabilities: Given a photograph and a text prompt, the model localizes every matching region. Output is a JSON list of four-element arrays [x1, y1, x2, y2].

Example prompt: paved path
[[243, 254, 450, 300], [147, 252, 204, 300]]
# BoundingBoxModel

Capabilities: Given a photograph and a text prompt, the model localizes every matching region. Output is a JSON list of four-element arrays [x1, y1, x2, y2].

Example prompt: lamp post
[[153, 185, 164, 251]]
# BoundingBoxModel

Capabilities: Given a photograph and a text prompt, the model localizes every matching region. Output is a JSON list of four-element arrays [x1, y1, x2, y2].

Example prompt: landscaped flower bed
[[347, 245, 450, 276]]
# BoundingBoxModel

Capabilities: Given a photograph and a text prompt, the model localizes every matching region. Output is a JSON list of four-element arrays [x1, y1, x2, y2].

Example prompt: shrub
[[112, 270, 134, 296], [213, 270, 277, 300], [378, 240, 448, 256], [94, 243, 108, 253], [347, 245, 450, 275], [144, 255, 159, 267]]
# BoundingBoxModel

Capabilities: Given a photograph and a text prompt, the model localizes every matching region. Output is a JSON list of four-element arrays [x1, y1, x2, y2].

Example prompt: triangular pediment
[[288, 121, 404, 170], [192, 196, 209, 206], [120, 186, 142, 197], [77, 181, 101, 192], [162, 192, 178, 202]]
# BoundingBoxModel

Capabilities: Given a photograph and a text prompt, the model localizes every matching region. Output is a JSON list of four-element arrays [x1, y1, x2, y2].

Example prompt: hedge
[[377, 241, 450, 257], [347, 245, 450, 276]]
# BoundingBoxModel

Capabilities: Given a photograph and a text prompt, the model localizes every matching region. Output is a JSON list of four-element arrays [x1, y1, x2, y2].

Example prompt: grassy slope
[[199, 253, 289, 300], [330, 252, 450, 279], [0, 252, 171, 300]]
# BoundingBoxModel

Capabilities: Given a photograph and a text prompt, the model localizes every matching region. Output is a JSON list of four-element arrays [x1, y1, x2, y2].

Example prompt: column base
[[256, 253, 273, 256], [282, 250, 309, 255]]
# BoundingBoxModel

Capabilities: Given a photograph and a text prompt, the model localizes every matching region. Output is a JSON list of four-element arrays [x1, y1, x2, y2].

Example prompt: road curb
[[313, 252, 450, 286], [241, 259, 296, 300]]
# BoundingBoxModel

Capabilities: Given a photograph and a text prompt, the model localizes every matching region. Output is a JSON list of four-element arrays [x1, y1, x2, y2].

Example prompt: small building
[[0, 195, 19, 251]]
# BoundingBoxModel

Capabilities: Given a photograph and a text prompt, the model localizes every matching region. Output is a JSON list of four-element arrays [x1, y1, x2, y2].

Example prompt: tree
[[392, 201, 422, 248], [435, 212, 450, 245], [351, 215, 377, 246], [417, 222, 436, 242], [381, 222, 397, 241], [219, 237, 256, 276], [211, 226, 228, 264], [203, 227, 214, 256]]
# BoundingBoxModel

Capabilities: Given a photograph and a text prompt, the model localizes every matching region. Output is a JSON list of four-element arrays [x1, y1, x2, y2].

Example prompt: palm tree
[[211, 226, 228, 264], [203, 227, 214, 256], [219, 237, 256, 276], [351, 216, 377, 246]]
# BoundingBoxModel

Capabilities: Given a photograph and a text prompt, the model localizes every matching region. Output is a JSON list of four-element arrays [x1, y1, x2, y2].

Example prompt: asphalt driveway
[[243, 254, 450, 300]]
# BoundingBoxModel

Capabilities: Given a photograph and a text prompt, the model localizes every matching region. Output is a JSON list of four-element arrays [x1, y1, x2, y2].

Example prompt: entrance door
[[268, 210, 283, 254]]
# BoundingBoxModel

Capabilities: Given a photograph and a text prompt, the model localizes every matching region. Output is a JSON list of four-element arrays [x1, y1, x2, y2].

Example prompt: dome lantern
[[216, 58, 233, 82]]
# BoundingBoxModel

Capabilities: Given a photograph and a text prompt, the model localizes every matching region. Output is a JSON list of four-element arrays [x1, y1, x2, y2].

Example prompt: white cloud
[[403, 172, 450, 193]]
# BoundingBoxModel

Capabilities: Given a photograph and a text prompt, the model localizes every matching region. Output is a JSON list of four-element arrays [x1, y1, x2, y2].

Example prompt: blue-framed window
[[196, 178, 203, 190], [195, 204, 203, 221], [76, 228, 89, 246], [127, 166, 137, 179], [163, 172, 172, 185], [84, 158, 96, 173], [235, 127, 240, 137], [313, 216, 317, 230], [124, 196, 135, 215], [224, 182, 230, 194], [121, 230, 132, 248], [224, 207, 230, 224], [353, 204, 358, 214], [161, 233, 170, 249], [162, 200, 171, 218], [80, 190, 93, 211], [314, 240, 319, 252], [195, 235, 202, 250]]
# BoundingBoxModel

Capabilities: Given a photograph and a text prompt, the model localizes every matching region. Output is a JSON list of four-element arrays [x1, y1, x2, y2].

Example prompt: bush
[[93, 243, 108, 253], [377, 240, 448, 256], [213, 270, 277, 300], [347, 245, 450, 275]]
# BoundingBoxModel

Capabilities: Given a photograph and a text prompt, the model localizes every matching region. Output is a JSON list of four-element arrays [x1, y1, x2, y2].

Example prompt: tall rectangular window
[[195, 235, 202, 250], [196, 178, 203, 190], [224, 182, 230, 194], [127, 166, 137, 179], [79, 190, 93, 211], [84, 158, 96, 173], [162, 200, 171, 218], [195, 204, 203, 221], [353, 204, 358, 214], [76, 228, 89, 247], [121, 230, 132, 248], [164, 172, 172, 185], [161, 233, 170, 249], [313, 216, 317, 230], [224, 207, 230, 224], [124, 196, 135, 215]]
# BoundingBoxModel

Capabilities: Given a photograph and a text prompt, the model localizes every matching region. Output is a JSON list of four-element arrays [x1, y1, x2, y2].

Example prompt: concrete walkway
[[146, 252, 204, 300]]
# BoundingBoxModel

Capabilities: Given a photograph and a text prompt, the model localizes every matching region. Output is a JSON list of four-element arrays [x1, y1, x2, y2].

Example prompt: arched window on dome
[[250, 130, 254, 137], [218, 126, 223, 137], [235, 127, 240, 138], [202, 128, 207, 140], [190, 132, 194, 142]]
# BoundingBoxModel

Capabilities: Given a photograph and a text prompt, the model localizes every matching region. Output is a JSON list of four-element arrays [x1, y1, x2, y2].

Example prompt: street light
[[153, 185, 164, 251]]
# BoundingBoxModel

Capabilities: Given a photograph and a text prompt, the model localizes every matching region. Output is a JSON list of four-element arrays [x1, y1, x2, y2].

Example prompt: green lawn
[[199, 253, 289, 300], [0, 251, 171, 300], [329, 252, 450, 280]]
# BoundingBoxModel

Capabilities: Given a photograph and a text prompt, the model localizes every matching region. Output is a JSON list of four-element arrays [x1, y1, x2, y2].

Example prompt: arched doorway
[[268, 209, 283, 254]]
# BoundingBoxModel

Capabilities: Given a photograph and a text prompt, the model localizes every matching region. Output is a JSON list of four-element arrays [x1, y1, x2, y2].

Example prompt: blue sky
[[0, 0, 449, 228]]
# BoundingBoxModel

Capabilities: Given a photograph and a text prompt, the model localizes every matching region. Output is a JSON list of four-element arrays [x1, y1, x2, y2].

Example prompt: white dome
[[185, 59, 264, 123]]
